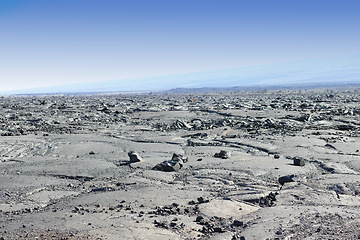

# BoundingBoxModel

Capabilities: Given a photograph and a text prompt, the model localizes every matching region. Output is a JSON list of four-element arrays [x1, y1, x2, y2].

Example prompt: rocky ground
[[0, 88, 360, 239]]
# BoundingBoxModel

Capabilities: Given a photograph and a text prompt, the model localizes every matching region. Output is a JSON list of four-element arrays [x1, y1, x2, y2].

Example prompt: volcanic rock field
[[0, 89, 360, 239]]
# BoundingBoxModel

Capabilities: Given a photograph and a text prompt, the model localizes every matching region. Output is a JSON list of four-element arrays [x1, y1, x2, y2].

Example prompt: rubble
[[1, 88, 360, 239]]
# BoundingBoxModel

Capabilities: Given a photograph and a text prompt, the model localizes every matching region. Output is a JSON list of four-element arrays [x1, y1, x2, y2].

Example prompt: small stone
[[128, 150, 142, 163], [274, 154, 280, 159], [325, 143, 336, 150], [171, 202, 179, 208], [278, 175, 295, 186], [196, 216, 204, 222], [171, 153, 188, 163], [214, 150, 231, 159], [293, 157, 305, 166], [233, 220, 243, 227]]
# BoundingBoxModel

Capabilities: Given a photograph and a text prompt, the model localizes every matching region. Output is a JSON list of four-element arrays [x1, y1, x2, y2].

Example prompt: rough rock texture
[[0, 88, 360, 239]]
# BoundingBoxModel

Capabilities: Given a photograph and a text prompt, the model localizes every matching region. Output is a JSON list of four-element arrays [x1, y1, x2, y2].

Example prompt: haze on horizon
[[1, 0, 360, 92]]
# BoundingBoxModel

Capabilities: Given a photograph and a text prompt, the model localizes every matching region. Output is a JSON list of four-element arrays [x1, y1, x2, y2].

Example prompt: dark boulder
[[293, 156, 306, 166], [214, 150, 231, 159], [152, 153, 188, 172], [128, 150, 142, 163]]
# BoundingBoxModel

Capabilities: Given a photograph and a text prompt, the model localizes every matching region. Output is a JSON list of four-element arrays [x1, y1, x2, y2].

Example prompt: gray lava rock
[[278, 175, 295, 186], [153, 160, 181, 172], [152, 153, 188, 172], [214, 150, 231, 159], [259, 192, 277, 207], [174, 120, 192, 129], [278, 174, 301, 190], [233, 220, 243, 227], [171, 153, 188, 163], [128, 150, 142, 163]]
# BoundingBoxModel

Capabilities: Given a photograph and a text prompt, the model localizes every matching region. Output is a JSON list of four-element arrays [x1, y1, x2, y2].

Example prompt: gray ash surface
[[0, 88, 360, 239]]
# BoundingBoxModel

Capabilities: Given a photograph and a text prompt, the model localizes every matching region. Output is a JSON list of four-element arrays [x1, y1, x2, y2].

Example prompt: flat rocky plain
[[1, 89, 360, 239]]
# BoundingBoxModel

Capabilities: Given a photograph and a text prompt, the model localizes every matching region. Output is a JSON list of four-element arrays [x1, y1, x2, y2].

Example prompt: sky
[[1, 0, 360, 91]]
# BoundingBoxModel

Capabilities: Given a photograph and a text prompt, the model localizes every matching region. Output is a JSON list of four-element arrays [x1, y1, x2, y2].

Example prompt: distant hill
[[164, 82, 360, 94], [2, 53, 360, 95]]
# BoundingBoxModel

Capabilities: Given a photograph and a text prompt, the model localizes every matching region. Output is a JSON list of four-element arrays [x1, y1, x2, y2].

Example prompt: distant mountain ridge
[[2, 53, 360, 95], [165, 82, 360, 94]]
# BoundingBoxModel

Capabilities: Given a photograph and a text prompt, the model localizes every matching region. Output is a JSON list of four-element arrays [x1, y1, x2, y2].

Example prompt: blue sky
[[1, 0, 360, 91]]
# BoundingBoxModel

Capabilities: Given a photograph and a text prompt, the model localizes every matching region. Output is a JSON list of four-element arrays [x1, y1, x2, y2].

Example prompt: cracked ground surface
[[0, 89, 360, 239]]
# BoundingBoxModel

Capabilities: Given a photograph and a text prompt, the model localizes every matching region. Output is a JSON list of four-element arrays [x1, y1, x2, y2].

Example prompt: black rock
[[325, 143, 337, 150], [196, 216, 204, 222], [278, 175, 297, 190], [214, 150, 231, 159], [197, 197, 207, 203], [152, 153, 188, 172], [233, 220, 243, 227], [259, 192, 277, 207], [293, 156, 305, 166], [152, 160, 182, 172]]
